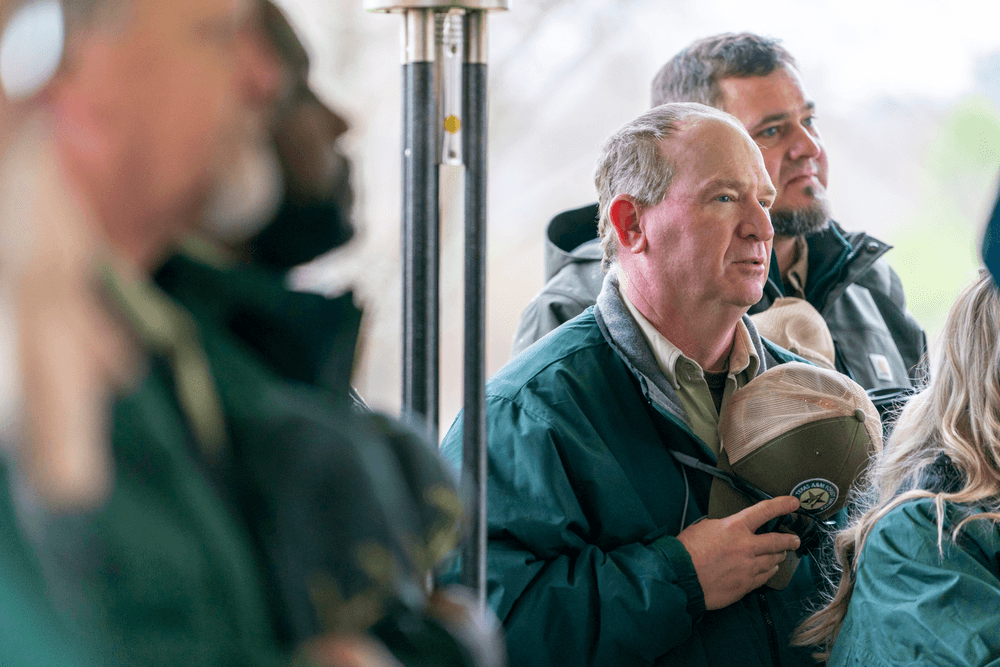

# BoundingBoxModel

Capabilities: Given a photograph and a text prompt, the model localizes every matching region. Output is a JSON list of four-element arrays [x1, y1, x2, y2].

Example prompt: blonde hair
[[794, 271, 1000, 659]]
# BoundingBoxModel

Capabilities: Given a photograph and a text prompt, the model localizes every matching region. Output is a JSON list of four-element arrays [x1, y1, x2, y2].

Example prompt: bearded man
[[512, 32, 925, 393]]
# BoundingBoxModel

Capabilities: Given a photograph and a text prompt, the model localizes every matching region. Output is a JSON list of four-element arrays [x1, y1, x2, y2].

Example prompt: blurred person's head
[[651, 33, 829, 237], [47, 0, 285, 270], [0, 0, 283, 508], [595, 102, 774, 318], [202, 0, 355, 271], [795, 270, 1000, 658]]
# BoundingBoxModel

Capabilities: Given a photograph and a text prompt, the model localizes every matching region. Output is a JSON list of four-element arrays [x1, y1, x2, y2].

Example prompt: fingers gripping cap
[[709, 362, 882, 589]]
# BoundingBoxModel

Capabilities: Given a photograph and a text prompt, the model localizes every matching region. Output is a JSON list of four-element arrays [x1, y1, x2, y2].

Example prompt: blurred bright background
[[278, 0, 1000, 435]]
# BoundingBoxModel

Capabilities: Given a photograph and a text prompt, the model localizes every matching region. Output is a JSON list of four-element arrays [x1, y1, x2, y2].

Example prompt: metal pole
[[400, 9, 438, 444], [459, 8, 487, 611], [366, 0, 506, 611]]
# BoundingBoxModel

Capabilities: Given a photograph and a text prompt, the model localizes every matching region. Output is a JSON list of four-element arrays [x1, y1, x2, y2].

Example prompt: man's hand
[[676, 496, 801, 610]]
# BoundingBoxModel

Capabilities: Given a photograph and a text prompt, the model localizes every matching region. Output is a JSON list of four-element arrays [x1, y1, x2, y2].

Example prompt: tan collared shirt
[[783, 235, 809, 300], [620, 287, 759, 455], [104, 265, 227, 460]]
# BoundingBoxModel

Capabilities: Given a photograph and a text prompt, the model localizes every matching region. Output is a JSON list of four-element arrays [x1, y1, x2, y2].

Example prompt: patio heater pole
[[364, 0, 507, 612]]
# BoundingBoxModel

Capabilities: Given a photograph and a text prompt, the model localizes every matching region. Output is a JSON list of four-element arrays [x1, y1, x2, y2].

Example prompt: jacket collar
[[154, 254, 362, 396], [593, 271, 780, 440], [752, 220, 891, 316]]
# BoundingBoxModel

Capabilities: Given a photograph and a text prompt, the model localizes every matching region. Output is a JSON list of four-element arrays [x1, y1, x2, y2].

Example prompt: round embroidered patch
[[790, 478, 839, 514]]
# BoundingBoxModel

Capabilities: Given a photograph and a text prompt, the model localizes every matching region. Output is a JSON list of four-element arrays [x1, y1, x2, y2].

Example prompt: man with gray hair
[[512, 33, 925, 395], [440, 102, 817, 666]]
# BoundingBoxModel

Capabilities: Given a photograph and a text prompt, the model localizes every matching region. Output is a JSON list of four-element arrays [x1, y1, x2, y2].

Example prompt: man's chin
[[726, 285, 765, 311], [770, 198, 830, 237]]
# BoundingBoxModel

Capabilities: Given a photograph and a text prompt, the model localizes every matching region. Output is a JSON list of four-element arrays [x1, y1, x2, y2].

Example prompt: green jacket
[[830, 498, 1000, 666], [27, 347, 291, 667], [23, 255, 465, 667], [0, 467, 94, 667], [156, 256, 466, 659], [511, 204, 926, 391], [442, 274, 819, 667]]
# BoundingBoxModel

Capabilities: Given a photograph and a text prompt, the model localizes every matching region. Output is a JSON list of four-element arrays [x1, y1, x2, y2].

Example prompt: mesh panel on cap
[[750, 298, 836, 370], [720, 362, 882, 464]]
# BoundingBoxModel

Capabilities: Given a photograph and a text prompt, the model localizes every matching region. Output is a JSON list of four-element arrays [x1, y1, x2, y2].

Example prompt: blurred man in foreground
[[442, 103, 816, 666], [512, 33, 925, 394], [0, 0, 492, 665], [10, 0, 297, 662]]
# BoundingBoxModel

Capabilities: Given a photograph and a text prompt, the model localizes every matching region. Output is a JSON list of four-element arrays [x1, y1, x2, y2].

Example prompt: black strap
[[668, 451, 773, 505], [668, 450, 836, 546]]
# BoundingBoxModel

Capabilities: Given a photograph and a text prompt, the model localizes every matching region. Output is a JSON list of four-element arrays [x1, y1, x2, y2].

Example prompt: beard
[[770, 188, 831, 237], [201, 138, 286, 244]]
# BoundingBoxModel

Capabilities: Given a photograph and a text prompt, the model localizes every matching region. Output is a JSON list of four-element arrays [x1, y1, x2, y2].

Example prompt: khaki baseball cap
[[709, 362, 882, 589], [750, 297, 836, 371]]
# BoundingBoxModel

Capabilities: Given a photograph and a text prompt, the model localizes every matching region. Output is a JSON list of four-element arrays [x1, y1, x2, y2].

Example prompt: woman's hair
[[794, 270, 1000, 659]]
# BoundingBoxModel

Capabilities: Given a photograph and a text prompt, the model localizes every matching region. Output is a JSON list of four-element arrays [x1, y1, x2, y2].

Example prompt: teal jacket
[[442, 275, 819, 667], [830, 498, 1000, 666], [26, 332, 293, 667], [0, 467, 94, 667]]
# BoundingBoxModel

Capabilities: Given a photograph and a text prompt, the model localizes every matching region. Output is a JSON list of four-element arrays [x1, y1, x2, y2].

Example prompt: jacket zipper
[[756, 591, 782, 667]]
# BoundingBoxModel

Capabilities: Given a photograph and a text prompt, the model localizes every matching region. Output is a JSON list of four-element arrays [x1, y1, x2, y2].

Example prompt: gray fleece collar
[[593, 271, 780, 429]]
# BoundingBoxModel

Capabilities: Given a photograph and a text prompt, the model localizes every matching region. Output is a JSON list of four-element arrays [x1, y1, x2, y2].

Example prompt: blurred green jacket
[[0, 467, 94, 667], [26, 254, 463, 667], [441, 273, 819, 667]]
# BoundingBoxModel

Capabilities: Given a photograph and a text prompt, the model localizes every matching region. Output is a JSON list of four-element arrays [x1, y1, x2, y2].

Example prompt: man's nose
[[787, 122, 822, 162], [323, 104, 349, 144], [740, 200, 774, 243]]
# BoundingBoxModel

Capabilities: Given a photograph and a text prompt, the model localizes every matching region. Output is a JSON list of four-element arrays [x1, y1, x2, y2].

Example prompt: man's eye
[[759, 126, 779, 138], [759, 200, 770, 208], [717, 195, 732, 202], [803, 116, 815, 127]]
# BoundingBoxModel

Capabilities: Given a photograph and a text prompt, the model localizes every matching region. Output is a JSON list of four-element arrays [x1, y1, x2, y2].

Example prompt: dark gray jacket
[[511, 203, 927, 391]]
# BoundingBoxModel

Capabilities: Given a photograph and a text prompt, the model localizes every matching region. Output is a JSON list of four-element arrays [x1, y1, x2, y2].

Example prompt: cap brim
[[767, 549, 800, 590]]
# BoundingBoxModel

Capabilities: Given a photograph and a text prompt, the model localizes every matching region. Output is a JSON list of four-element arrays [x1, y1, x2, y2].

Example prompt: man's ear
[[609, 194, 645, 254], [42, 30, 120, 179]]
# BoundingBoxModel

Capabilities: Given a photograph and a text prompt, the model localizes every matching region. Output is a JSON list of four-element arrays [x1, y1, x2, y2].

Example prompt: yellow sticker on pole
[[444, 115, 461, 134]]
